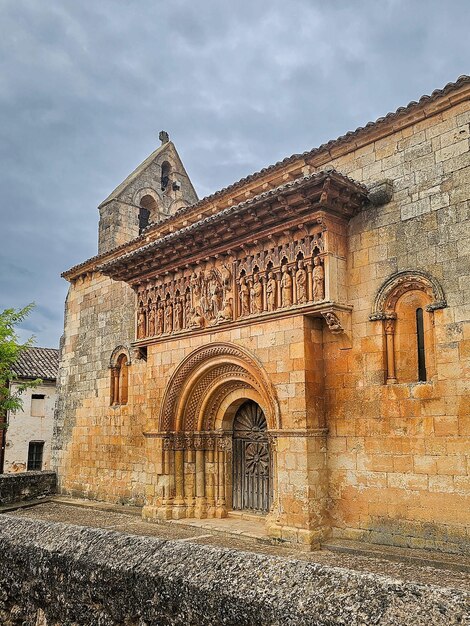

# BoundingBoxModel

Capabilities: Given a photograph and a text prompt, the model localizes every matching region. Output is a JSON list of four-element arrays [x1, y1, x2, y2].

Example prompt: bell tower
[[97, 131, 198, 254]]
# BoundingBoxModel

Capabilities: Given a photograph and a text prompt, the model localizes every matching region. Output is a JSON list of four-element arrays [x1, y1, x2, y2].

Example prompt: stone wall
[[320, 96, 470, 553], [52, 274, 143, 504], [0, 471, 56, 505], [0, 515, 467, 626]]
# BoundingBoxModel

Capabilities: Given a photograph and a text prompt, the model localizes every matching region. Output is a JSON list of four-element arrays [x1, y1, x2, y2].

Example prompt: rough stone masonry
[[0, 515, 468, 626]]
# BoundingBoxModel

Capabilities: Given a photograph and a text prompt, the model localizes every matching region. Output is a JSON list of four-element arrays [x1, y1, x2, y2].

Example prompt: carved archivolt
[[370, 270, 446, 320], [159, 342, 279, 432], [182, 364, 246, 431]]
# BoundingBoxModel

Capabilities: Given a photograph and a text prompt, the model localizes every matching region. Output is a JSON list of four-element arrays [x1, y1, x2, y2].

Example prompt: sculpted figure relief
[[295, 259, 307, 304], [174, 299, 183, 331], [136, 242, 326, 339], [252, 273, 263, 314], [221, 263, 232, 289], [190, 272, 201, 309], [190, 307, 204, 329], [266, 271, 277, 312], [137, 308, 146, 339], [147, 305, 156, 336], [217, 297, 233, 323], [156, 304, 164, 335], [165, 302, 173, 333], [313, 256, 325, 302], [239, 276, 250, 316], [184, 292, 191, 328], [281, 265, 293, 307], [209, 271, 223, 319]]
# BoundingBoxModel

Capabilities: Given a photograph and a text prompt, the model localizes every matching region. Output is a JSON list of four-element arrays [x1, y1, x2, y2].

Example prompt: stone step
[[323, 538, 470, 573]]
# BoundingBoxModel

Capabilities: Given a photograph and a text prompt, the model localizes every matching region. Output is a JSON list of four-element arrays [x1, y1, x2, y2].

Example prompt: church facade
[[54, 77, 470, 552]]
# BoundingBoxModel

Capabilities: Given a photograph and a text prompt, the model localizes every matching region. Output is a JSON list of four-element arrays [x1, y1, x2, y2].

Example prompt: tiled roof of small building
[[11, 347, 59, 381]]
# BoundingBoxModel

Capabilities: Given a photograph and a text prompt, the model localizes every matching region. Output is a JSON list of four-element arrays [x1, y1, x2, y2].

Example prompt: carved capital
[[217, 436, 232, 452], [162, 436, 173, 451]]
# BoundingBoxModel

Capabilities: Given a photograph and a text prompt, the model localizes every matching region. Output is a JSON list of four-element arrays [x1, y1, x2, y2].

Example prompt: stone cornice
[[96, 171, 367, 284], [131, 302, 352, 349]]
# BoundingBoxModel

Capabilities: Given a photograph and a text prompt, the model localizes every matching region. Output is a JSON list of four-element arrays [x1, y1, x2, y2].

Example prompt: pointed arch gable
[[158, 342, 280, 433]]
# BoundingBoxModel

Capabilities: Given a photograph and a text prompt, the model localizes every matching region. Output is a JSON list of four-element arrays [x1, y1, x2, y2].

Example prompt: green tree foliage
[[0, 304, 41, 422]]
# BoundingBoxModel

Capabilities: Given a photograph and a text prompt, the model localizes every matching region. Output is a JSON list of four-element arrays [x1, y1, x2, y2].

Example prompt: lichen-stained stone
[[54, 77, 470, 552], [0, 516, 468, 626]]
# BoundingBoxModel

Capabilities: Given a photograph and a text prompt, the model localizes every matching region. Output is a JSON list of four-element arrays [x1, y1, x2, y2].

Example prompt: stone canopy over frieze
[[95, 170, 366, 343], [97, 170, 367, 283]]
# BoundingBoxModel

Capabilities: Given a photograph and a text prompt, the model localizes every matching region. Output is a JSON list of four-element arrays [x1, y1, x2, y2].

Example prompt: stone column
[[194, 439, 206, 518], [162, 445, 172, 505], [205, 446, 216, 518], [111, 367, 119, 405], [384, 315, 398, 384], [306, 261, 313, 302], [262, 276, 268, 312], [215, 438, 228, 518], [276, 271, 282, 309], [291, 266, 297, 305], [172, 434, 186, 518], [185, 447, 196, 518]]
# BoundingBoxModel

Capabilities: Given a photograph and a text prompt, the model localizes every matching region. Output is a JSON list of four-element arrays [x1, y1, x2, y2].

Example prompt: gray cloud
[[0, 0, 468, 346]]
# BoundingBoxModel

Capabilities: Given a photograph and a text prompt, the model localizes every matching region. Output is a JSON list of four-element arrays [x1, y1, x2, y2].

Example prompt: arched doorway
[[232, 401, 272, 514]]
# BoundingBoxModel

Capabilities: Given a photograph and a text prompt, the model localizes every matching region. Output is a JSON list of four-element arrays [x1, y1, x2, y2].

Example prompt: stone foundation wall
[[0, 471, 56, 505], [0, 515, 468, 626]]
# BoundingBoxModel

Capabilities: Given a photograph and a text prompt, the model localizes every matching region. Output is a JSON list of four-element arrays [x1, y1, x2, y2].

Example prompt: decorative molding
[[158, 342, 279, 432], [370, 270, 446, 320]]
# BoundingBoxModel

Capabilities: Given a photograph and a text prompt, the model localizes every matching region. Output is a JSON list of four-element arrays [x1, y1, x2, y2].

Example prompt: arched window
[[370, 271, 446, 384], [110, 348, 130, 405], [139, 194, 158, 234], [394, 290, 435, 383], [161, 161, 171, 192]]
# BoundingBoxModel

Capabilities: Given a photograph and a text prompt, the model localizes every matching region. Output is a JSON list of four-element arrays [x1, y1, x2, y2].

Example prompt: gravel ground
[[10, 501, 470, 592]]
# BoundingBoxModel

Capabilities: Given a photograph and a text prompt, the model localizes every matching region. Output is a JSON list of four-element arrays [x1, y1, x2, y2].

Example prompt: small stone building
[[2, 347, 59, 474], [54, 76, 469, 553]]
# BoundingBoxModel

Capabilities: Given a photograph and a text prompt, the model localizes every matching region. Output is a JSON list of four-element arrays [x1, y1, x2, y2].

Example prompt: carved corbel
[[322, 311, 344, 334]]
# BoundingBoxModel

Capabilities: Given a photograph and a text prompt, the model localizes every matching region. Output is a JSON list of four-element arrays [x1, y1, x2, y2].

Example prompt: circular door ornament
[[245, 442, 270, 475]]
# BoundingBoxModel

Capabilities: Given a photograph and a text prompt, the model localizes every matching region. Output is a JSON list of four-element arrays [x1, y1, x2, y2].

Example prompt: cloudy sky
[[0, 0, 468, 347]]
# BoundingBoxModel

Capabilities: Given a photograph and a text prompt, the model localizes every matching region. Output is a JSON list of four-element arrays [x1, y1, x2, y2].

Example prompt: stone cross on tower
[[159, 130, 170, 144]]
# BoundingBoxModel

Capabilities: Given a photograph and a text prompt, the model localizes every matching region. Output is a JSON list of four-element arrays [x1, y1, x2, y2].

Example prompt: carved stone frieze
[[133, 228, 329, 341]]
